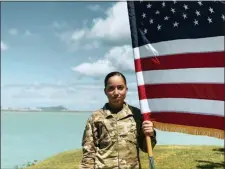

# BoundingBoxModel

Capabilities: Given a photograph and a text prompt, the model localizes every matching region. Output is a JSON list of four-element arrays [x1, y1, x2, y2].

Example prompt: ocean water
[[1, 111, 223, 169]]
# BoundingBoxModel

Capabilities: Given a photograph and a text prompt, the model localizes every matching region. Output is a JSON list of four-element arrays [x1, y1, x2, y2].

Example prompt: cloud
[[1, 83, 106, 110], [72, 60, 115, 76], [8, 28, 18, 35], [87, 4, 102, 12], [1, 41, 8, 51], [1, 81, 140, 110], [52, 21, 69, 30], [88, 2, 131, 45], [24, 30, 32, 36], [56, 2, 131, 51], [72, 45, 134, 76], [71, 29, 86, 41]]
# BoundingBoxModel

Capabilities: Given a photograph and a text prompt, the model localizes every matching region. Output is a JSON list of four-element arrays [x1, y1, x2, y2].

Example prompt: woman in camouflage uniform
[[79, 71, 157, 169]]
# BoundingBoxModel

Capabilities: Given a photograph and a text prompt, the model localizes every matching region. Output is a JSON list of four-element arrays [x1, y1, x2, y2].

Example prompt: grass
[[25, 145, 224, 169]]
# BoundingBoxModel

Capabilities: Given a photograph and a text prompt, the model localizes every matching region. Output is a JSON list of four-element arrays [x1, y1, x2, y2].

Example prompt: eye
[[117, 85, 124, 90], [107, 86, 115, 92]]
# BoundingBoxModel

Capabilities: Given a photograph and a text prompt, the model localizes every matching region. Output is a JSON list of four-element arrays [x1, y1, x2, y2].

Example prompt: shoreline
[[1, 110, 92, 113]]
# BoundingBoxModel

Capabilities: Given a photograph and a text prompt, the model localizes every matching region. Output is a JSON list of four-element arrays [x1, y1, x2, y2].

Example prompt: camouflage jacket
[[79, 103, 157, 169]]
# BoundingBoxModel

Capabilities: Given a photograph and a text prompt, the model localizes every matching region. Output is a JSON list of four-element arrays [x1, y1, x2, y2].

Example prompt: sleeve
[[79, 117, 96, 169]]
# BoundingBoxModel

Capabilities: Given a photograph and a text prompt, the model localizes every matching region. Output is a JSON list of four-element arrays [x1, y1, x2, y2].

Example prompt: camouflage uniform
[[79, 103, 157, 169]]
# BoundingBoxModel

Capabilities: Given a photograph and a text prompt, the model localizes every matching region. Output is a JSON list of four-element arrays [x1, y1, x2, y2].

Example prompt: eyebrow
[[107, 84, 125, 87]]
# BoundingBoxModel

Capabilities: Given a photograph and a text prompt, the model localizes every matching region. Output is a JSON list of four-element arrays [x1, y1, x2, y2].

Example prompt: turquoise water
[[1, 111, 91, 168], [1, 111, 223, 169]]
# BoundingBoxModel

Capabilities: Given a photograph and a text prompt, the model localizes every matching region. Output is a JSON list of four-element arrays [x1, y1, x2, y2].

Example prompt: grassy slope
[[26, 145, 224, 169]]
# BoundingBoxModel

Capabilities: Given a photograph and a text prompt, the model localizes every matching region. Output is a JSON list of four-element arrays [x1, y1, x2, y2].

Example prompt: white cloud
[[71, 29, 86, 41], [8, 28, 18, 35], [1, 83, 106, 110], [56, 2, 131, 51], [87, 4, 102, 12], [24, 30, 32, 36], [1, 82, 140, 110], [72, 59, 115, 76], [83, 41, 100, 50], [1, 41, 8, 51], [88, 2, 131, 44], [72, 45, 134, 76], [52, 21, 69, 29]]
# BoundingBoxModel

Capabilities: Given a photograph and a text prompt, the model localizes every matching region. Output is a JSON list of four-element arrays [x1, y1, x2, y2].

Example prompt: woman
[[79, 71, 157, 169]]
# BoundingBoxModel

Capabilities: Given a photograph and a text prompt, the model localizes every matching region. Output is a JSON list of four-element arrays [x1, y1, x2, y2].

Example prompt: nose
[[114, 88, 119, 95]]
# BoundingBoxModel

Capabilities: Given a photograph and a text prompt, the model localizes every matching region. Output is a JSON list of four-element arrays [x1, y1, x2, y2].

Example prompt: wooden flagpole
[[146, 135, 155, 169]]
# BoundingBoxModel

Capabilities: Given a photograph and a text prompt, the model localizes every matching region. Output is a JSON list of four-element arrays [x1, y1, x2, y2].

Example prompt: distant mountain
[[37, 106, 68, 112]]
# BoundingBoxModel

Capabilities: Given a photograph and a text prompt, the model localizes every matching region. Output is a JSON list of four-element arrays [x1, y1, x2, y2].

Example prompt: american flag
[[127, 0, 224, 139]]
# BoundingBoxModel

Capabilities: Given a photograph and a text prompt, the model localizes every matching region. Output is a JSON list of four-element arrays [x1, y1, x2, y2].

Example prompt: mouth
[[112, 97, 121, 101]]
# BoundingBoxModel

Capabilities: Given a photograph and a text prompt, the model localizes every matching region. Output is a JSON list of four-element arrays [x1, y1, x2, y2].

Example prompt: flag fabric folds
[[127, 1, 224, 139]]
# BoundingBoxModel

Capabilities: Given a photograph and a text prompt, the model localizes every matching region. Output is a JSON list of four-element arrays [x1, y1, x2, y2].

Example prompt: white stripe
[[140, 98, 224, 116], [133, 36, 224, 59], [136, 68, 224, 85]]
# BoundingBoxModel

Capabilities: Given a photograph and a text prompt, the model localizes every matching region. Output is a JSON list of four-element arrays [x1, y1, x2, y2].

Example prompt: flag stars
[[164, 16, 169, 20], [207, 17, 213, 23], [149, 19, 154, 24], [209, 7, 214, 13], [155, 10, 160, 15], [183, 4, 188, 10], [198, 1, 203, 6], [182, 13, 187, 19], [147, 3, 152, 8], [173, 21, 179, 27], [162, 2, 166, 7], [194, 19, 199, 25], [173, 0, 177, 4], [142, 13, 146, 18], [157, 24, 161, 30], [195, 10, 201, 16], [222, 14, 225, 21], [171, 8, 176, 13], [144, 29, 148, 34]]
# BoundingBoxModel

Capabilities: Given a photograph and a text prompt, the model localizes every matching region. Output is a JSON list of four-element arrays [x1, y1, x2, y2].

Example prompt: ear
[[104, 88, 107, 95]]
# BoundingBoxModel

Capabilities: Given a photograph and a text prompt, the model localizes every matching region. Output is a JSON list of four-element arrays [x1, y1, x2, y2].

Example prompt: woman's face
[[105, 75, 128, 108]]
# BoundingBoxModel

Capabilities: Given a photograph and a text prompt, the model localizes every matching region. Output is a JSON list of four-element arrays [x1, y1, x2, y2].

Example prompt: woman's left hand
[[142, 121, 154, 136]]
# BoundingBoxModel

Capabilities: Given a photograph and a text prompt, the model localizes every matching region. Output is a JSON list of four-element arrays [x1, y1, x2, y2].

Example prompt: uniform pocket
[[125, 129, 137, 145], [94, 120, 115, 149]]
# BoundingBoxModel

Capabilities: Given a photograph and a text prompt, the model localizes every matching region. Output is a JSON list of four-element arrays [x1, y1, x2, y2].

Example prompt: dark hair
[[104, 71, 127, 87]]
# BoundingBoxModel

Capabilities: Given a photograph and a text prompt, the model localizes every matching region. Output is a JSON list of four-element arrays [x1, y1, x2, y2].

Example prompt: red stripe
[[134, 51, 224, 72], [142, 112, 224, 130], [138, 84, 224, 101]]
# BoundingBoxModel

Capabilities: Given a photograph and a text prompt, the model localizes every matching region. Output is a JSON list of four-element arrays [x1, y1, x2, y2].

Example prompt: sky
[[1, 1, 223, 146], [1, 1, 140, 110]]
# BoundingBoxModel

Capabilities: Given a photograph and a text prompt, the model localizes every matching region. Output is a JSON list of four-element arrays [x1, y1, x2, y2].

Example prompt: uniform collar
[[102, 102, 133, 119]]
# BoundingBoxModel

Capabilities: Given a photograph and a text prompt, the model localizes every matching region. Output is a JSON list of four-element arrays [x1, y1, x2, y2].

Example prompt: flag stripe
[[134, 51, 224, 72], [133, 36, 224, 59], [136, 68, 224, 85], [138, 84, 224, 101], [139, 98, 224, 116], [145, 112, 224, 130]]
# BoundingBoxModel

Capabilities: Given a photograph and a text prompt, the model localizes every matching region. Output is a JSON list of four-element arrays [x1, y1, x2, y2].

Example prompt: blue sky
[[1, 1, 139, 110], [1, 1, 223, 146]]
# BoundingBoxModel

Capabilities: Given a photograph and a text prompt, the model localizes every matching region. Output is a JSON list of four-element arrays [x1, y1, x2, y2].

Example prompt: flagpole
[[146, 135, 155, 169], [126, 0, 156, 167]]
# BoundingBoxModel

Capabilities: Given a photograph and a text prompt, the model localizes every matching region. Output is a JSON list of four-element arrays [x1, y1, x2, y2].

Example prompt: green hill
[[23, 145, 224, 169], [37, 106, 67, 112]]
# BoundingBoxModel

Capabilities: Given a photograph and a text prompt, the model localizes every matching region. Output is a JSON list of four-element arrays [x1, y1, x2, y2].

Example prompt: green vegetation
[[23, 145, 224, 169], [37, 106, 68, 112]]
